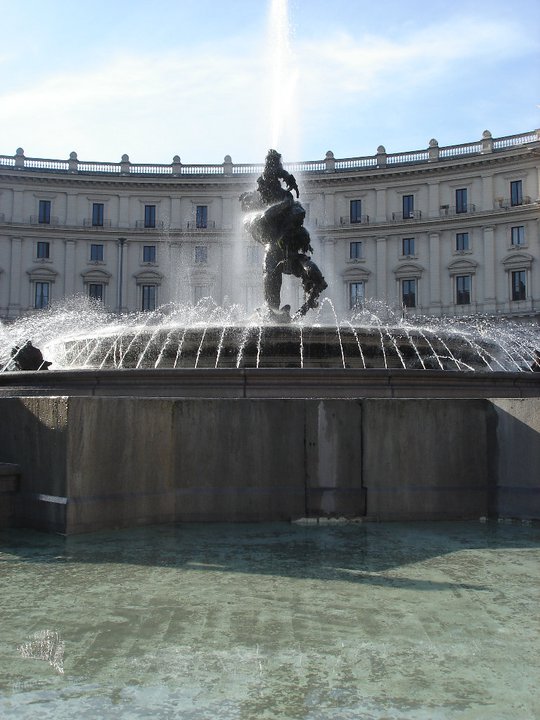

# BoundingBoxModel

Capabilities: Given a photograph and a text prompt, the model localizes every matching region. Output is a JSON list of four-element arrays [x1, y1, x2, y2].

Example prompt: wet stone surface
[[0, 521, 539, 719]]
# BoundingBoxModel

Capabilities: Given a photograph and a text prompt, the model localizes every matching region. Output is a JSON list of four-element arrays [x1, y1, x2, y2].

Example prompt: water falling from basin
[[1, 297, 538, 373]]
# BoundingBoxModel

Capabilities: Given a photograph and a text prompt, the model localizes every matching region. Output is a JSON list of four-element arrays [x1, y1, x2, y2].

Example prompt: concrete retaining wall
[[0, 396, 538, 533]]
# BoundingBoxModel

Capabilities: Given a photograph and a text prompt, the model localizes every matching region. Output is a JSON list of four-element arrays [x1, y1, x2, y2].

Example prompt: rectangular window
[[144, 204, 156, 228], [349, 241, 362, 259], [195, 245, 208, 264], [90, 243, 104, 262], [402, 278, 416, 308], [511, 226, 525, 246], [88, 283, 104, 302], [510, 180, 523, 207], [403, 195, 414, 219], [456, 188, 468, 214], [350, 200, 362, 223], [402, 238, 415, 256], [142, 285, 157, 311], [511, 271, 526, 301], [92, 203, 104, 227], [38, 200, 51, 224], [36, 241, 50, 259], [196, 205, 208, 229], [456, 275, 471, 305], [456, 232, 470, 252], [34, 282, 50, 309], [349, 281, 365, 309], [143, 245, 156, 263]]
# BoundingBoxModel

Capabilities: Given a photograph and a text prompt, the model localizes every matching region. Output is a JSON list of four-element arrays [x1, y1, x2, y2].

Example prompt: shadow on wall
[[0, 397, 68, 532]]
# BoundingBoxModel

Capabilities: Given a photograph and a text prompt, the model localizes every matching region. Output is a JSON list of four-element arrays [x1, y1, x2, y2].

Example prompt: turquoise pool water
[[0, 522, 538, 719]]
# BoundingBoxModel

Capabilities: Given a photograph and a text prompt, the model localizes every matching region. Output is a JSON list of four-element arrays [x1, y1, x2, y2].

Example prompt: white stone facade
[[0, 130, 539, 321]]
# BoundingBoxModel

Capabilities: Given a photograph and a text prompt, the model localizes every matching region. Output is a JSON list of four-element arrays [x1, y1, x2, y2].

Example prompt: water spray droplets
[[0, 297, 538, 373]]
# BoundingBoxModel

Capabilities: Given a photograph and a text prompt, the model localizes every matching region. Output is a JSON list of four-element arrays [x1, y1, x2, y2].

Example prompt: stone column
[[8, 237, 22, 316], [429, 232, 441, 310], [375, 237, 387, 301], [483, 226, 496, 310], [64, 239, 77, 297]]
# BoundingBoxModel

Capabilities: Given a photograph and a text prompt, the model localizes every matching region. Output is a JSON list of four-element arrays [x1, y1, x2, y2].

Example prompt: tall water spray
[[267, 0, 300, 158]]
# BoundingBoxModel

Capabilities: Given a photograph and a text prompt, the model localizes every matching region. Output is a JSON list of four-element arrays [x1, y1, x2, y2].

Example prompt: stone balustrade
[[1, 130, 538, 177]]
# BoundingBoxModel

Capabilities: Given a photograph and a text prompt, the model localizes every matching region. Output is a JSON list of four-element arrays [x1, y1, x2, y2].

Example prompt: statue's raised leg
[[263, 247, 284, 312], [294, 255, 328, 316]]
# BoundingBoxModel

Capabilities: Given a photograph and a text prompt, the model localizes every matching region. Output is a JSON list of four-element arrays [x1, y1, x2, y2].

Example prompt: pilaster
[[429, 232, 441, 307], [483, 226, 496, 307], [375, 189, 387, 223], [428, 183, 440, 218], [8, 237, 22, 316], [64, 239, 77, 296], [481, 174, 494, 212], [376, 237, 387, 300]]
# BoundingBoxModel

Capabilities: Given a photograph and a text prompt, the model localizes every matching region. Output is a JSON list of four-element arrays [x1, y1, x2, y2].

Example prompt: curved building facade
[[0, 129, 538, 321]]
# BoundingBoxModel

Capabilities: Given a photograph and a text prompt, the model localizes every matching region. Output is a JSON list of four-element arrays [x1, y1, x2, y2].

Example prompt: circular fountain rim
[[0, 366, 538, 401]]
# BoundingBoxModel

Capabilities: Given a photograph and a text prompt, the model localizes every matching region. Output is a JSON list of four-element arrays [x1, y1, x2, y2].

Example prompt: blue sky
[[0, 0, 538, 164]]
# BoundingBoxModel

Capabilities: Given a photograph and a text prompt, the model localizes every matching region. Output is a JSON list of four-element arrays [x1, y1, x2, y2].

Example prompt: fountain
[[0, 0, 538, 538], [0, 293, 538, 374]]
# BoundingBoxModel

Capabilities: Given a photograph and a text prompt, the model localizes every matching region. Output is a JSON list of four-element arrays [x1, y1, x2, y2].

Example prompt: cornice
[[0, 222, 237, 240], [303, 148, 539, 190], [0, 170, 253, 193]]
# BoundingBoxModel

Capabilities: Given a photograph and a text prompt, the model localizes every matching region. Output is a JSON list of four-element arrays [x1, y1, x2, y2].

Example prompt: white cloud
[[0, 12, 536, 163], [0, 46, 272, 162], [296, 17, 533, 105]]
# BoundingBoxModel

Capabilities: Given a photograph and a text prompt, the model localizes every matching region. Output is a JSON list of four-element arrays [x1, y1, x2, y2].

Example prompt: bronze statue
[[10, 341, 51, 371], [240, 149, 327, 319]]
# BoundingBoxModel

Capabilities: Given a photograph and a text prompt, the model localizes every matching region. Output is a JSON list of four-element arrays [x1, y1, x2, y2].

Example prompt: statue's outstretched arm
[[279, 170, 299, 198]]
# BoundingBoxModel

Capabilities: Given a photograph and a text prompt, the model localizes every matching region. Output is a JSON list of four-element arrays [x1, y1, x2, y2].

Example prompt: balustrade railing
[[334, 157, 377, 170], [134, 220, 166, 230], [78, 162, 121, 173], [29, 215, 60, 225], [340, 215, 370, 225], [186, 221, 217, 230], [440, 204, 476, 217], [0, 130, 537, 178], [494, 196, 533, 210], [23, 159, 69, 171], [392, 210, 422, 221], [493, 132, 538, 149], [387, 150, 429, 165], [439, 143, 482, 158], [83, 218, 113, 228]]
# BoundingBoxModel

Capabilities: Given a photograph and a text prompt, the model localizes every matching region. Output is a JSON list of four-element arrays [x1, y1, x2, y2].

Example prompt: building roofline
[[0, 130, 538, 181]]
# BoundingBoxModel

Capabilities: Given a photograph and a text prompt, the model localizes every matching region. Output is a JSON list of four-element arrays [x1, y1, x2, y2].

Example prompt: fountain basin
[[45, 322, 534, 372]]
